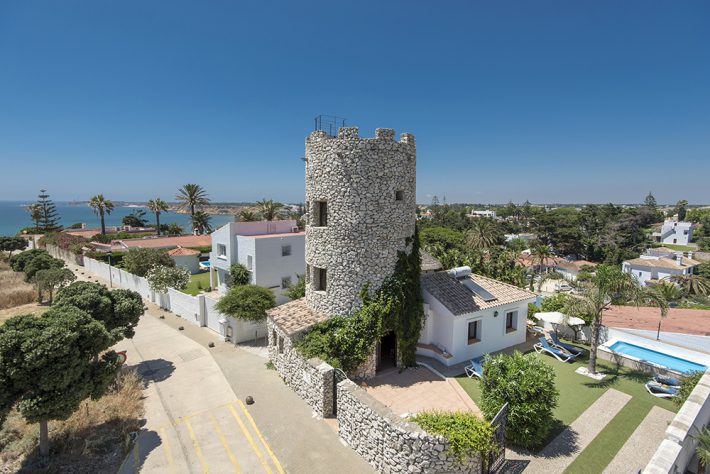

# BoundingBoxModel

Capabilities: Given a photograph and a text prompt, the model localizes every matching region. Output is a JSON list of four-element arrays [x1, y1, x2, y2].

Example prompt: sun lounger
[[465, 357, 484, 379], [534, 336, 579, 362], [550, 333, 585, 356], [645, 381, 679, 398], [653, 374, 681, 387]]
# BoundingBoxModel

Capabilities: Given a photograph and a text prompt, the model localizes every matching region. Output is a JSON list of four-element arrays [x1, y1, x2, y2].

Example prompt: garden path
[[506, 388, 631, 473]]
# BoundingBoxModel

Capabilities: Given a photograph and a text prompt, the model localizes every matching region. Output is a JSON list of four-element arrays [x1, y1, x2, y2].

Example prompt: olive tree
[[0, 236, 28, 258], [146, 265, 190, 293], [54, 281, 144, 342], [0, 306, 121, 456], [215, 284, 275, 322], [33, 267, 76, 304], [121, 248, 175, 277]]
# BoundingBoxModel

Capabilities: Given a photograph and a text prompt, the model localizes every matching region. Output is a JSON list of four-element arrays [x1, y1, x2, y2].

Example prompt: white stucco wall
[[623, 262, 689, 287], [253, 234, 306, 305], [171, 254, 200, 274]]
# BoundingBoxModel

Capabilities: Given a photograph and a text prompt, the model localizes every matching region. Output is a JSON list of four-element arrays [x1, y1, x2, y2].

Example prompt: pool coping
[[600, 336, 709, 378]]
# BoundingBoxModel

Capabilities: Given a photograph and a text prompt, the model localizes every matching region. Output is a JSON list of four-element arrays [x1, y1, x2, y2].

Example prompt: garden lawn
[[456, 342, 677, 473], [654, 243, 696, 252], [182, 272, 211, 296]]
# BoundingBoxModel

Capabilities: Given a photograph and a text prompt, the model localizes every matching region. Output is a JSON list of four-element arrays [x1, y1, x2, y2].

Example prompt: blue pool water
[[609, 341, 707, 374]]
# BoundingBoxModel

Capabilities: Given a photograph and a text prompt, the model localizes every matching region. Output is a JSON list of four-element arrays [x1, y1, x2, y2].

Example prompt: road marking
[[228, 404, 273, 474], [159, 427, 177, 473], [210, 413, 243, 473], [184, 417, 210, 474], [237, 400, 286, 474]]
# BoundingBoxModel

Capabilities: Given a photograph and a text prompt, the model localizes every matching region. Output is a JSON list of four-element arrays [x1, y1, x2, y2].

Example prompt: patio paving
[[360, 366, 481, 417], [602, 405, 675, 474]]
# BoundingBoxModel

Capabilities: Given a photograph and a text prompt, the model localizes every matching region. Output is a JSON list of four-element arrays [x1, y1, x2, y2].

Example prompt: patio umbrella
[[533, 312, 586, 326]]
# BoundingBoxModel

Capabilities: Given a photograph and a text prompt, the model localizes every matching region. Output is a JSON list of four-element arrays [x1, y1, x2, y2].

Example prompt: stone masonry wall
[[305, 127, 416, 317], [267, 319, 334, 418], [337, 379, 482, 474]]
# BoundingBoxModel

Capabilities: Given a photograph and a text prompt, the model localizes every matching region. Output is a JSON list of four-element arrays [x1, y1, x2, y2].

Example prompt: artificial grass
[[456, 341, 677, 472], [182, 272, 211, 296], [652, 243, 696, 252]]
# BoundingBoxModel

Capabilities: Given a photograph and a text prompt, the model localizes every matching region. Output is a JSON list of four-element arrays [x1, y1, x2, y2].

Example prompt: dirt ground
[[0, 302, 47, 324]]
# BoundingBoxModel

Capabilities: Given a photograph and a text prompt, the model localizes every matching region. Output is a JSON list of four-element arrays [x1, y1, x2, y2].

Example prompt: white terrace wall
[[266, 319, 334, 418], [337, 379, 482, 474], [644, 368, 710, 474], [79, 257, 266, 343], [45, 244, 84, 266]]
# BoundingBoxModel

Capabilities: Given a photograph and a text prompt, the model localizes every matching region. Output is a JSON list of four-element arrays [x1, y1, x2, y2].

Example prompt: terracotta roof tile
[[267, 298, 330, 336], [167, 247, 201, 256]]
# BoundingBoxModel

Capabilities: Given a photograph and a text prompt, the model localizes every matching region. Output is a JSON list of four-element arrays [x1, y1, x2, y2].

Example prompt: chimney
[[675, 252, 683, 265], [688, 251, 693, 260]]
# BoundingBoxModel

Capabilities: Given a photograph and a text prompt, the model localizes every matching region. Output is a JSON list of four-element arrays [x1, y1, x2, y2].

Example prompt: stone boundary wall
[[45, 244, 84, 266], [336, 379, 482, 474], [644, 368, 710, 474], [266, 319, 334, 418]]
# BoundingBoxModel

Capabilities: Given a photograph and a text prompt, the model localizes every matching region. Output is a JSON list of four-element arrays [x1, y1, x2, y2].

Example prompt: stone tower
[[304, 127, 416, 317]]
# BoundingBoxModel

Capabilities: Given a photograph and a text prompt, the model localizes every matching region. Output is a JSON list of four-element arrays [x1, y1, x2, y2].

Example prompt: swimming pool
[[608, 341, 707, 374]]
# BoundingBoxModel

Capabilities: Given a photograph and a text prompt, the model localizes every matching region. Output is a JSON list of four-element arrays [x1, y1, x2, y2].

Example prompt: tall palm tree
[[669, 274, 710, 296], [239, 210, 257, 222], [147, 198, 169, 236], [256, 199, 283, 221], [89, 194, 114, 235], [192, 211, 212, 235], [566, 264, 640, 374], [175, 184, 210, 219], [466, 218, 502, 249], [643, 285, 670, 340]]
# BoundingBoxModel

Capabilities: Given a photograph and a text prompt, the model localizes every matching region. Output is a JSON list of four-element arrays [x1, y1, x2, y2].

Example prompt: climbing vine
[[297, 230, 425, 373]]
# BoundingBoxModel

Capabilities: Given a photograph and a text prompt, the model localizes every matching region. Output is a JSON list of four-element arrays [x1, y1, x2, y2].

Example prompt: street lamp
[[107, 251, 113, 288]]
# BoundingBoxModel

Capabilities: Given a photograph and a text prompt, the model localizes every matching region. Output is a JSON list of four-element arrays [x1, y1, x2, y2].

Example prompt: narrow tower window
[[395, 190, 404, 201], [314, 267, 327, 291], [315, 201, 327, 227]]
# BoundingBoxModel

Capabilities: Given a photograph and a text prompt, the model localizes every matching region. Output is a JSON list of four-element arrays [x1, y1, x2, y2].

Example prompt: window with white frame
[[281, 276, 292, 289], [217, 244, 227, 258], [505, 311, 517, 333], [467, 320, 480, 344], [282, 245, 291, 256]]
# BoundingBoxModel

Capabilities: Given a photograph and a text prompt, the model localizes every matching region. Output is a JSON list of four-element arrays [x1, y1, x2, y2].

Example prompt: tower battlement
[[304, 125, 417, 317]]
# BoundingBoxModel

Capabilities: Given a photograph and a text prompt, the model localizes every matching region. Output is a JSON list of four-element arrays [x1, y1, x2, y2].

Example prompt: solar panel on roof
[[460, 278, 497, 302]]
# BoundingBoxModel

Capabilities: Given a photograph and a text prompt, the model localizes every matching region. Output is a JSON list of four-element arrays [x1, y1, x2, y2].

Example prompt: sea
[[0, 201, 235, 236]]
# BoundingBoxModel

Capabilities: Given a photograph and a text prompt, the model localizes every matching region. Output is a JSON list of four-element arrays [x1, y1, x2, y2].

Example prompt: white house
[[469, 209, 497, 219], [418, 266, 537, 366], [209, 220, 305, 304], [622, 249, 700, 287], [653, 220, 696, 245], [167, 247, 201, 274]]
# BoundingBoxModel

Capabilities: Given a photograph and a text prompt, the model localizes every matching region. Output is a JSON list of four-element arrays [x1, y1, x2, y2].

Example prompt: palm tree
[[192, 211, 212, 234], [147, 198, 169, 236], [566, 264, 639, 374], [89, 194, 114, 235], [256, 199, 283, 221], [239, 210, 257, 222], [694, 426, 710, 473], [466, 218, 502, 249], [669, 274, 710, 296], [164, 223, 183, 236], [643, 285, 670, 340], [175, 184, 210, 219]]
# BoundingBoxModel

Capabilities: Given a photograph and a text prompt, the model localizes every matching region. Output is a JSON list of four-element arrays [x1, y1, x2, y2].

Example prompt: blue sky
[[0, 1, 708, 204]]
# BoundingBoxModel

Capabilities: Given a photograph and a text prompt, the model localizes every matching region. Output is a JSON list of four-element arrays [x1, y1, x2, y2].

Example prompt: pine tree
[[644, 191, 657, 210], [36, 189, 61, 233]]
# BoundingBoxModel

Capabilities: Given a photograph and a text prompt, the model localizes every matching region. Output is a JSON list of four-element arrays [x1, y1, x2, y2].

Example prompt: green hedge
[[410, 411, 496, 464]]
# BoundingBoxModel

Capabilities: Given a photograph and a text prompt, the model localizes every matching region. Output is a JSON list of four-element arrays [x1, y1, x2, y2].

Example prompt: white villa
[[209, 220, 305, 303], [469, 209, 497, 219], [418, 266, 537, 366], [622, 248, 700, 287], [653, 220, 696, 245]]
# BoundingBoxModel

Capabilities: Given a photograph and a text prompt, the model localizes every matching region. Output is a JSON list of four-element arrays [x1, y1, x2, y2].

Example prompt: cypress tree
[[36, 189, 61, 233]]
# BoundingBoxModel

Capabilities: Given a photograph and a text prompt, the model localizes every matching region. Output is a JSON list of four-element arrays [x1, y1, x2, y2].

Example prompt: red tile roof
[[116, 234, 211, 250], [167, 247, 201, 256]]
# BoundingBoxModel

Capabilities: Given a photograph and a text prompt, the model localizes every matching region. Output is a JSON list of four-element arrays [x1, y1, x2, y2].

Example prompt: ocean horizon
[[0, 200, 234, 236]]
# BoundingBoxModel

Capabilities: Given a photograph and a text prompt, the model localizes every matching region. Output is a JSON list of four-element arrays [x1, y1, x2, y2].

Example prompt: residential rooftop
[[624, 256, 700, 270], [267, 298, 329, 336]]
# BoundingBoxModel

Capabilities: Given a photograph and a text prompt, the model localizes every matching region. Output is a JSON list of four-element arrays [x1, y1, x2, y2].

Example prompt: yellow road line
[[184, 418, 210, 474], [236, 400, 286, 474], [210, 413, 243, 473], [228, 404, 273, 474], [159, 427, 177, 473]]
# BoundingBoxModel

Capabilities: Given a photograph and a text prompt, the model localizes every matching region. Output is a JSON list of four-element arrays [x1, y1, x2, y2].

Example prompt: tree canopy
[[121, 247, 175, 276], [0, 236, 28, 257], [33, 267, 76, 304], [54, 281, 144, 342], [215, 284, 276, 322], [146, 265, 190, 293], [228, 263, 251, 287]]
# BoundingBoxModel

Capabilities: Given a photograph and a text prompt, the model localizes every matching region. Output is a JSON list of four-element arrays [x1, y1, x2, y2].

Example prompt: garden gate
[[487, 402, 509, 473]]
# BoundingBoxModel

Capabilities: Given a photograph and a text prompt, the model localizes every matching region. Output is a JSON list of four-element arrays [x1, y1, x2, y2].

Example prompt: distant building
[[652, 220, 695, 245], [209, 220, 304, 303], [555, 260, 596, 281], [91, 234, 211, 252], [167, 247, 201, 274], [469, 209, 497, 219], [622, 249, 700, 287], [418, 266, 536, 366], [64, 224, 154, 239]]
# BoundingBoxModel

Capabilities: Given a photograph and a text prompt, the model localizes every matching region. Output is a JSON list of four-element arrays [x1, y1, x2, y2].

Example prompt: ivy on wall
[[297, 230, 425, 373]]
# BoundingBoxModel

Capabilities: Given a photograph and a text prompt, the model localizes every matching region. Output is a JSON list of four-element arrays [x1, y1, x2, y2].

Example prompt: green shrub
[[85, 251, 126, 265], [480, 352, 558, 449], [228, 263, 251, 287], [215, 284, 276, 322], [121, 248, 174, 277], [39, 232, 89, 254], [674, 371, 704, 408], [410, 411, 496, 464]]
